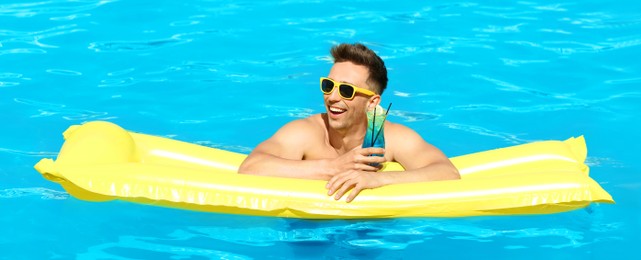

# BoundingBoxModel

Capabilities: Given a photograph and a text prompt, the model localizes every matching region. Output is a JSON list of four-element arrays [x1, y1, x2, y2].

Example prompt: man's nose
[[327, 87, 342, 101]]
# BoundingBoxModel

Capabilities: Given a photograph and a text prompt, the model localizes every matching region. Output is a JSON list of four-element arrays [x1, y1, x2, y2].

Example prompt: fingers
[[358, 147, 385, 156], [354, 149, 386, 166], [353, 161, 383, 172], [325, 148, 387, 202], [358, 155, 386, 165], [345, 186, 363, 203], [334, 147, 386, 173], [326, 172, 347, 193], [325, 171, 372, 203], [332, 179, 354, 201], [326, 171, 352, 195]]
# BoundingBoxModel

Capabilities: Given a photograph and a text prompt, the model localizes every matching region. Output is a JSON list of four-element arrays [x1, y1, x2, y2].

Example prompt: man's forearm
[[238, 152, 334, 180], [379, 162, 460, 186]]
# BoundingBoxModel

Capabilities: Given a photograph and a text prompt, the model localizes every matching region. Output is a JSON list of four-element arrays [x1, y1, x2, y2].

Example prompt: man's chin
[[327, 118, 347, 131]]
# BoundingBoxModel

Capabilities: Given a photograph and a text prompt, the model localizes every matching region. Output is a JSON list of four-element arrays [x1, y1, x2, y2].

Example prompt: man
[[238, 43, 460, 202]]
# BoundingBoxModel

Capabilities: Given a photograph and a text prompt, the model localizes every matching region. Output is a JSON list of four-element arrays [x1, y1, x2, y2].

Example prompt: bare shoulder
[[276, 114, 325, 139], [251, 114, 326, 159], [384, 121, 449, 168], [384, 121, 422, 141], [384, 121, 428, 149]]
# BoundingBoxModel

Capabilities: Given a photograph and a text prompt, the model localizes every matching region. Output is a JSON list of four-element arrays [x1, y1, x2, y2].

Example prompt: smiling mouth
[[328, 106, 346, 116]]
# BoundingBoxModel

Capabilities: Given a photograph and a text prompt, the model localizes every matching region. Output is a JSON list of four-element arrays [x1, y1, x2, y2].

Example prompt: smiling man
[[238, 43, 460, 202]]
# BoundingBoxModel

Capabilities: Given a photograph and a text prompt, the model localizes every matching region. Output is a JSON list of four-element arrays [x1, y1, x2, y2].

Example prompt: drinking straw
[[372, 103, 392, 145], [371, 106, 376, 146]]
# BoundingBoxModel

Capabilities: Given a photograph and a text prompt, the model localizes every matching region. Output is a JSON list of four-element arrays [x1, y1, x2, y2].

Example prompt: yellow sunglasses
[[320, 77, 376, 100]]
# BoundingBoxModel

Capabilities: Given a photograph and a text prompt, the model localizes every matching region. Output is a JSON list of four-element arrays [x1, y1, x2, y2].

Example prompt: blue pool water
[[1, 0, 640, 258]]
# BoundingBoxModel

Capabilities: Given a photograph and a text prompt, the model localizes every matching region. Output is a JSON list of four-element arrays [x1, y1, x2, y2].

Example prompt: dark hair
[[330, 43, 388, 95]]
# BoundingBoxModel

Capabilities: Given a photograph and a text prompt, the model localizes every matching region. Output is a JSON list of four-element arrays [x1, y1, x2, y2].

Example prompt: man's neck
[[327, 121, 367, 155]]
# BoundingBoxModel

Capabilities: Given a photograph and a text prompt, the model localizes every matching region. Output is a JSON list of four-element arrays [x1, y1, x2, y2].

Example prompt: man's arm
[[238, 119, 330, 180], [238, 118, 387, 180], [385, 123, 460, 181], [327, 123, 460, 202]]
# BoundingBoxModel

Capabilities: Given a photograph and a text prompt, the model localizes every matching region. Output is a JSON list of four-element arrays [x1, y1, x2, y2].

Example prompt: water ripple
[[586, 156, 625, 168], [89, 35, 192, 52], [50, 13, 92, 21], [389, 110, 440, 122], [186, 226, 302, 246], [532, 4, 569, 12], [422, 35, 496, 52], [411, 217, 620, 249], [0, 72, 23, 78], [0, 81, 19, 87], [451, 103, 597, 113], [0, 147, 57, 157], [0, 187, 68, 200], [600, 35, 641, 51], [1, 24, 86, 48], [169, 20, 201, 27], [506, 34, 641, 54], [387, 11, 432, 24], [447, 60, 478, 67], [565, 13, 641, 29], [473, 10, 540, 21], [98, 77, 138, 87], [538, 28, 572, 35], [78, 234, 251, 260], [45, 69, 82, 76], [164, 61, 221, 73], [501, 58, 549, 66], [471, 74, 554, 97], [182, 223, 417, 249], [107, 68, 136, 77], [99, 71, 169, 87], [0, 0, 113, 17], [604, 77, 641, 85], [392, 91, 430, 98], [0, 72, 28, 87], [283, 11, 388, 26], [452, 91, 638, 116], [541, 41, 609, 55], [263, 105, 314, 118], [473, 23, 526, 33], [0, 48, 47, 55], [14, 98, 111, 120], [441, 123, 527, 144], [170, 216, 620, 252]]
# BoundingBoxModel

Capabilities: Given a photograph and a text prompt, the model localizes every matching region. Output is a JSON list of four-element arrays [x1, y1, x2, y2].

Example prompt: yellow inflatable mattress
[[34, 121, 614, 219]]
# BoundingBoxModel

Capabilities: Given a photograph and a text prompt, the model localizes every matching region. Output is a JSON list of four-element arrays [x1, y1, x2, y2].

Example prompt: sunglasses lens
[[321, 79, 335, 93], [339, 85, 355, 99]]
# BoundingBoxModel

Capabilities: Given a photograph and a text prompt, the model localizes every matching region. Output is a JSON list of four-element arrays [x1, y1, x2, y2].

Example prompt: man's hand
[[326, 170, 386, 203], [324, 147, 387, 202], [328, 147, 386, 175]]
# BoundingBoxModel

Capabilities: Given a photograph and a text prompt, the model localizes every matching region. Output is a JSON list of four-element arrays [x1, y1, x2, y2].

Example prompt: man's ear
[[367, 95, 381, 111]]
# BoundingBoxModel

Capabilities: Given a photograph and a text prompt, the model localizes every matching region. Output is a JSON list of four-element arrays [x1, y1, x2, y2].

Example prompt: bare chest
[[302, 143, 342, 160], [302, 142, 393, 162]]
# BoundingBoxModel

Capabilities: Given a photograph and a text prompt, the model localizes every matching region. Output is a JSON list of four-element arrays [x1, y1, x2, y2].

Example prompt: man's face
[[324, 61, 375, 131]]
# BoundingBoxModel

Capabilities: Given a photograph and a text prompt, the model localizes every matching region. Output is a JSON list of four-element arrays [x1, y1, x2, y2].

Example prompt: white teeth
[[329, 107, 346, 113]]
